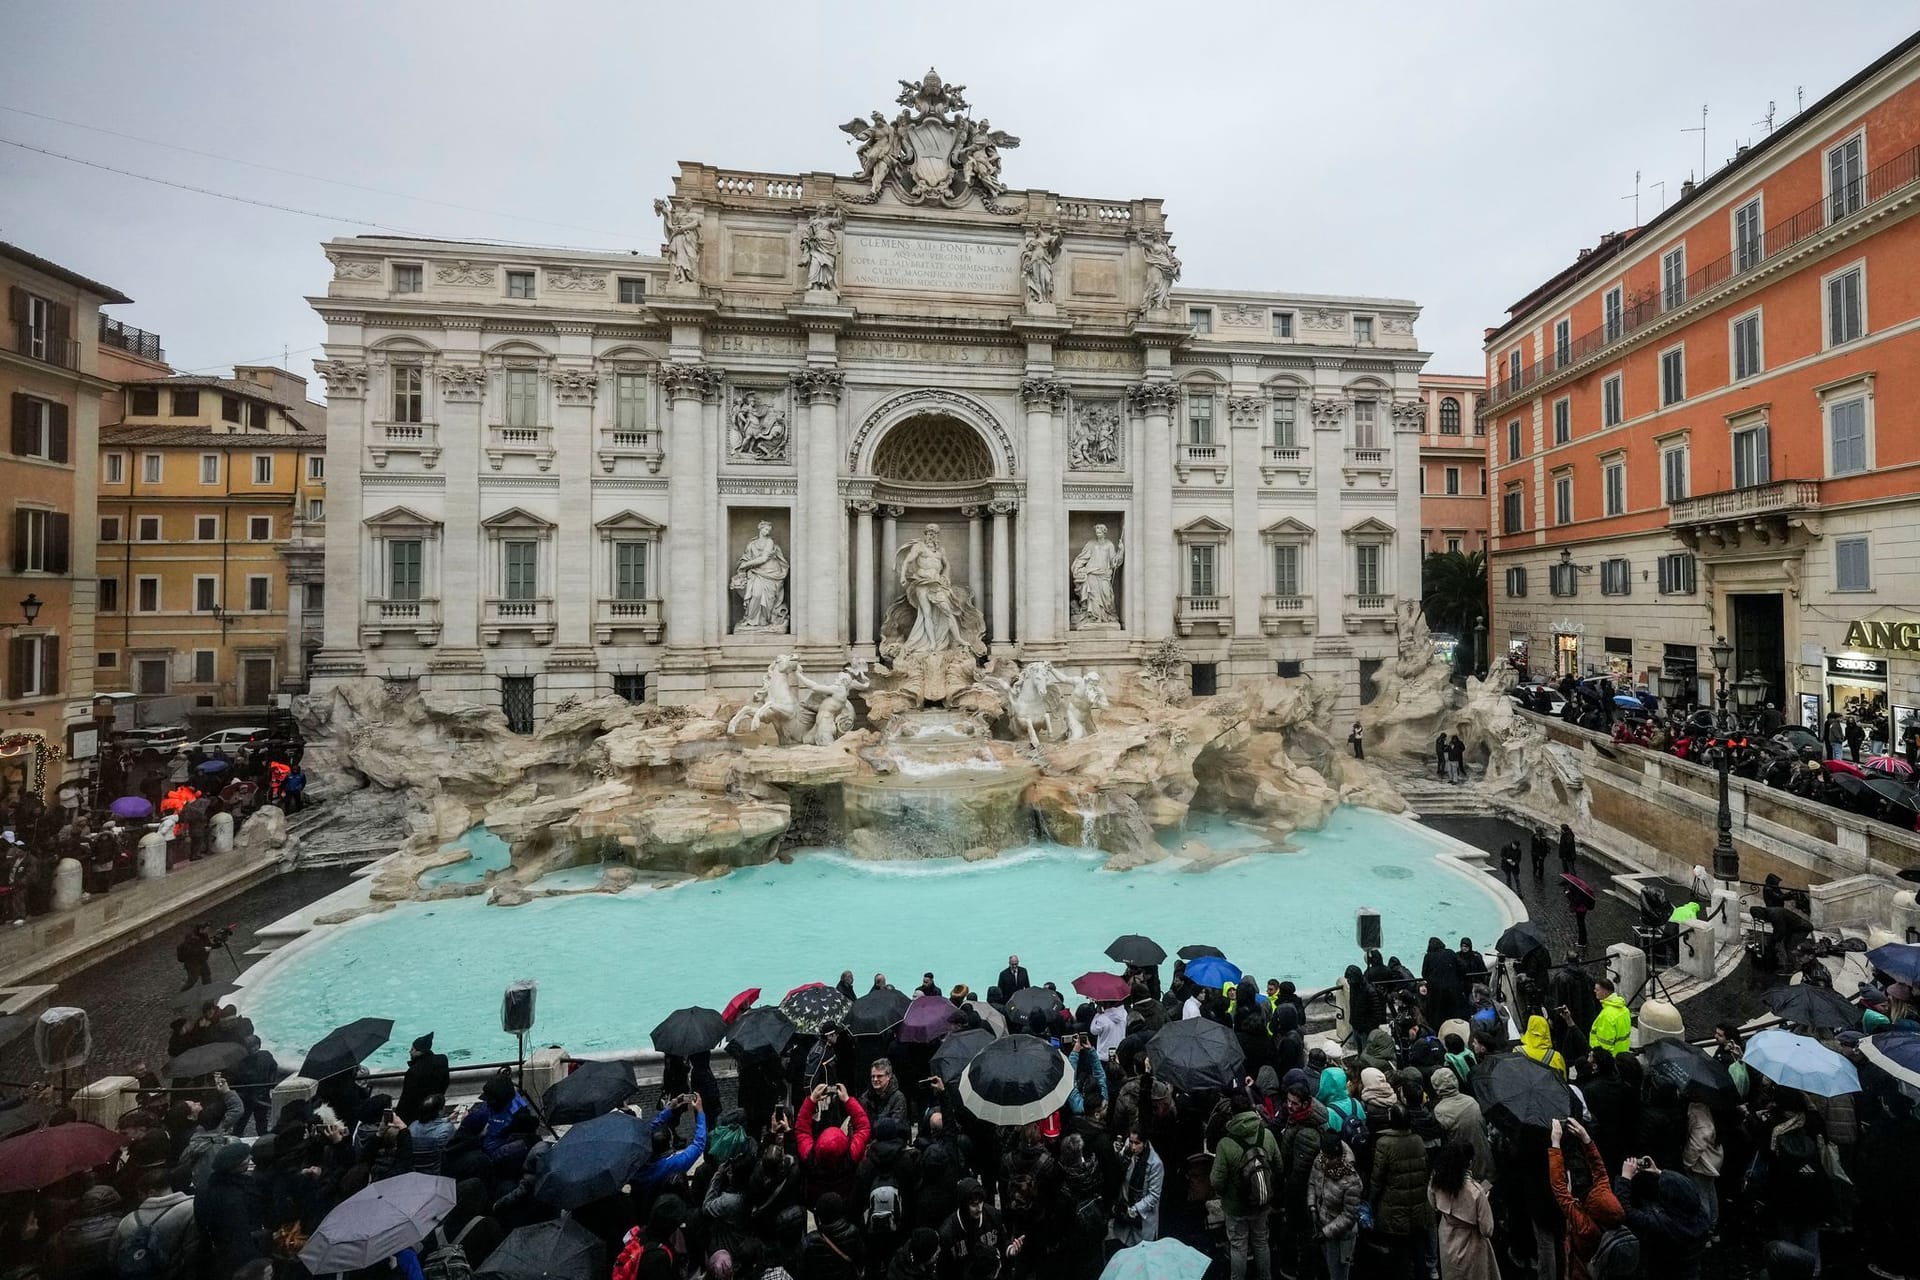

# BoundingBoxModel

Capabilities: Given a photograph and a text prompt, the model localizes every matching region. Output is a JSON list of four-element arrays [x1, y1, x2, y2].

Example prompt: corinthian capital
[[313, 360, 370, 397], [660, 362, 721, 401], [1126, 381, 1178, 412], [1020, 376, 1068, 409], [788, 367, 847, 405], [1226, 396, 1265, 426]]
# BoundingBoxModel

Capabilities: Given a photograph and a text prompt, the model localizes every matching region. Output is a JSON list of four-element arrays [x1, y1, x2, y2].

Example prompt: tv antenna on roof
[[1682, 103, 1708, 179], [1650, 180, 1667, 214], [1756, 101, 1777, 135], [1621, 169, 1641, 223]]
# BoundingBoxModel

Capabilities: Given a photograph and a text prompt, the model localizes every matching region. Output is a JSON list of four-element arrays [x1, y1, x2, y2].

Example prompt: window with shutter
[[221, 394, 241, 422], [47, 402, 67, 462], [39, 637, 57, 698], [10, 393, 32, 457], [1835, 536, 1871, 591], [1829, 398, 1867, 476], [6, 635, 24, 699], [46, 513, 69, 574]]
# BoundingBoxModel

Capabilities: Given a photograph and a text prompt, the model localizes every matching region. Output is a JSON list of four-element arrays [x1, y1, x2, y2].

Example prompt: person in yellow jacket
[[1588, 977, 1633, 1056], [1519, 1014, 1568, 1077]]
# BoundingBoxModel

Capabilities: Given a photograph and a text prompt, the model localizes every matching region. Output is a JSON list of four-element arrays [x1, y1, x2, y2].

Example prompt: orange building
[[1484, 31, 1920, 735], [1416, 373, 1488, 555]]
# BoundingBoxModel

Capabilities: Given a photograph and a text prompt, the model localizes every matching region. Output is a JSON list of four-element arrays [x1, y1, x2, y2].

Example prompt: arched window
[[1439, 397, 1462, 434]]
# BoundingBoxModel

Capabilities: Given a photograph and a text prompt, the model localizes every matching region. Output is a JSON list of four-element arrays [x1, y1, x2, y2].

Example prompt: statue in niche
[[1021, 224, 1062, 304], [800, 204, 843, 292], [730, 521, 790, 634], [1141, 230, 1182, 311], [730, 392, 790, 461], [1068, 403, 1121, 469], [881, 524, 987, 661], [654, 197, 701, 285], [1069, 524, 1124, 628], [1063, 670, 1108, 740], [798, 660, 870, 746]]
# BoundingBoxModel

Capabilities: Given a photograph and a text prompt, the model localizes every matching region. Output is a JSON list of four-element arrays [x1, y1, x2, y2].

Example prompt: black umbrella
[[930, 1028, 997, 1087], [778, 984, 851, 1035], [1177, 944, 1226, 961], [0, 1016, 32, 1052], [1495, 921, 1550, 962], [726, 1007, 797, 1060], [536, 1111, 649, 1210], [1106, 934, 1167, 967], [477, 1216, 606, 1280], [1471, 1052, 1572, 1129], [169, 982, 239, 1013], [1146, 1018, 1246, 1093], [1006, 987, 1066, 1023], [958, 1034, 1074, 1125], [540, 1060, 639, 1126], [649, 1006, 727, 1057], [1764, 984, 1864, 1031], [1640, 1038, 1739, 1106], [299, 1016, 393, 1081], [846, 987, 912, 1036], [163, 1041, 248, 1079], [0, 1099, 49, 1141]]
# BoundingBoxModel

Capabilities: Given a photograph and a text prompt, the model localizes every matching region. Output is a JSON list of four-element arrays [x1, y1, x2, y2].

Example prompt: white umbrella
[[958, 1033, 1074, 1126]]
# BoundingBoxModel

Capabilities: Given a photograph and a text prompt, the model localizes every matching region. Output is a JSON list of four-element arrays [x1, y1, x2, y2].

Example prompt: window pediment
[[1342, 515, 1395, 538], [1175, 515, 1232, 542], [1261, 516, 1313, 541], [364, 505, 441, 537], [595, 510, 664, 535], [480, 506, 556, 534]]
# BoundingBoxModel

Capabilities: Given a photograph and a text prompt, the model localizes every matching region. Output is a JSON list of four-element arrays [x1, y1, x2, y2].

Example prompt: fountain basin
[[842, 764, 1038, 859]]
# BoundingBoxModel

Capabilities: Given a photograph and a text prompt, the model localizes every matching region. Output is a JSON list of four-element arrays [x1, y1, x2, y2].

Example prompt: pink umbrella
[[1824, 758, 1867, 778], [899, 994, 959, 1044], [1865, 755, 1914, 779], [1071, 971, 1132, 1002]]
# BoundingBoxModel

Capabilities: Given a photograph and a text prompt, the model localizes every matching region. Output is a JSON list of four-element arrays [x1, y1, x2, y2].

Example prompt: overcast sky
[[1, 3, 1912, 389]]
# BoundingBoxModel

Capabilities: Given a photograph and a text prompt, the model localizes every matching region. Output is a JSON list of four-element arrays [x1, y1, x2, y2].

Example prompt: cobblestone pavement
[[0, 867, 352, 1087]]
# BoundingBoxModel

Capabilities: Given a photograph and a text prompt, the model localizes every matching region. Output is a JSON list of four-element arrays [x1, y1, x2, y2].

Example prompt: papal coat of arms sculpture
[[839, 68, 1023, 213]]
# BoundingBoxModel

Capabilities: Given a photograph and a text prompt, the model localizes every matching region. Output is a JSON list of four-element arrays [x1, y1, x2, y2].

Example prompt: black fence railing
[[99, 315, 164, 362]]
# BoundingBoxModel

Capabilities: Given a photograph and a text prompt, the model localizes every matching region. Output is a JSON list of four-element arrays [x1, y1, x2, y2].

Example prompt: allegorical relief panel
[[1066, 399, 1124, 471], [727, 385, 793, 463]]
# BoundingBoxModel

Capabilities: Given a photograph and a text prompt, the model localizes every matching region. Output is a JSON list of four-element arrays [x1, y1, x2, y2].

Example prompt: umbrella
[[299, 1171, 456, 1273], [1495, 920, 1550, 961], [1106, 934, 1167, 967], [779, 984, 850, 1035], [164, 1041, 248, 1079], [649, 1006, 727, 1057], [0, 1100, 49, 1141], [1471, 1052, 1572, 1129], [962, 1000, 1008, 1038], [1613, 694, 1646, 709], [1183, 955, 1242, 990], [1100, 1237, 1211, 1280], [726, 1007, 798, 1060], [1866, 942, 1920, 986], [108, 795, 153, 819], [1863, 777, 1920, 809], [536, 1111, 649, 1209], [299, 1016, 394, 1081], [1146, 1018, 1246, 1093], [1743, 1028, 1861, 1098], [1072, 972, 1132, 1002], [0, 1123, 124, 1194], [1865, 754, 1914, 778], [1859, 1030, 1920, 1090], [959, 1034, 1074, 1125], [477, 1216, 606, 1280], [170, 982, 239, 1013], [541, 1060, 639, 1125], [846, 987, 912, 1036], [0, 1016, 27, 1051], [1006, 987, 1065, 1024], [899, 994, 958, 1044], [1560, 873, 1597, 906], [219, 781, 257, 806], [721, 987, 761, 1024], [195, 759, 231, 774], [1640, 1038, 1739, 1105], [1764, 984, 1864, 1031], [1823, 758, 1867, 778], [930, 1028, 997, 1087], [1176, 944, 1226, 961]]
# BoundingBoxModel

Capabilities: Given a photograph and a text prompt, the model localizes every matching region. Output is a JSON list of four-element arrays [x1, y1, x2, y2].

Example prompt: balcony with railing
[[597, 425, 664, 474], [1259, 593, 1314, 636], [1343, 593, 1395, 633], [1486, 142, 1920, 412], [1175, 594, 1232, 636], [486, 423, 555, 471], [98, 315, 164, 363], [1342, 446, 1394, 487], [482, 596, 555, 645], [1175, 439, 1230, 484], [11, 322, 75, 370], [361, 597, 440, 647], [1669, 479, 1821, 552], [594, 596, 665, 644], [1260, 444, 1312, 486], [368, 421, 441, 469]]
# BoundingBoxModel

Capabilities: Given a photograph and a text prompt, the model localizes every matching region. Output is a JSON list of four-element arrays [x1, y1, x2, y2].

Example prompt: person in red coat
[[796, 1082, 871, 1208]]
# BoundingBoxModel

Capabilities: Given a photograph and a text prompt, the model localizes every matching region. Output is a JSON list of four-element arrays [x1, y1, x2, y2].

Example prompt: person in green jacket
[[1211, 1101, 1284, 1280], [1589, 977, 1633, 1056]]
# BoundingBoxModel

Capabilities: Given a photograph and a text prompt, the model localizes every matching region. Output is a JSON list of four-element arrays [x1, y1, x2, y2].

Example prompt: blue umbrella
[[1866, 942, 1920, 986], [1613, 694, 1647, 709], [1100, 1238, 1210, 1280], [1743, 1028, 1860, 1098], [1183, 954, 1241, 990], [196, 759, 231, 774], [1859, 1030, 1920, 1091], [536, 1110, 649, 1209]]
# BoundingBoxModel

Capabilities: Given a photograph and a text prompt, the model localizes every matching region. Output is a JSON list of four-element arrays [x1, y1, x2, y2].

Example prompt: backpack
[[1236, 1134, 1275, 1209], [865, 1175, 903, 1235], [1588, 1224, 1641, 1278], [611, 1228, 673, 1280], [115, 1207, 173, 1280], [1330, 1099, 1370, 1153], [420, 1219, 479, 1280]]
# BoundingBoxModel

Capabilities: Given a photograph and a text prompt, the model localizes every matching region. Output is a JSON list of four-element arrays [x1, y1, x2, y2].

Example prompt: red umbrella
[[1560, 873, 1596, 907], [0, 1122, 123, 1193], [1824, 758, 1867, 778], [1071, 971, 1132, 1002], [722, 987, 761, 1025], [783, 981, 827, 1001]]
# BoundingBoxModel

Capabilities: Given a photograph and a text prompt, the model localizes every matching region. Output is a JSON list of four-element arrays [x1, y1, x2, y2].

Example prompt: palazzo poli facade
[[308, 72, 1429, 723]]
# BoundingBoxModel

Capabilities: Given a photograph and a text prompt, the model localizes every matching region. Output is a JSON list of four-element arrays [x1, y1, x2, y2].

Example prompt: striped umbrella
[[1864, 754, 1914, 778]]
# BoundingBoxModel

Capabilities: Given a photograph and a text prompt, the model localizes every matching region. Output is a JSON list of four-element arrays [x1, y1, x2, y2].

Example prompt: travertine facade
[[308, 72, 1429, 722]]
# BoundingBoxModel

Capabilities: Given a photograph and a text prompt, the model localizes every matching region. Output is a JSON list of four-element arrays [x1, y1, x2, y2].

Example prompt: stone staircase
[[1394, 771, 1490, 817]]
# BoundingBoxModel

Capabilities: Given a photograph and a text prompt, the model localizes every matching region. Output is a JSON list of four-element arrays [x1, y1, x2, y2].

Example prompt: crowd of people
[[3, 921, 1917, 1280]]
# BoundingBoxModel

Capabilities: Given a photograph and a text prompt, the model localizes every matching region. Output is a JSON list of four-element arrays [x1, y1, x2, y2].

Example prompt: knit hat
[[647, 1192, 689, 1234], [1281, 1067, 1309, 1096], [411, 1032, 435, 1053], [212, 1141, 252, 1174]]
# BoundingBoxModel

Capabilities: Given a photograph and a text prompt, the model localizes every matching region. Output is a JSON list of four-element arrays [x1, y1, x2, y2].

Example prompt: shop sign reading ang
[[1841, 617, 1920, 653]]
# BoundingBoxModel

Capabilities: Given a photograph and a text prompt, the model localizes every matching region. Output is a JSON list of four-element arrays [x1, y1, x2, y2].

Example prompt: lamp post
[[1706, 635, 1741, 882], [1474, 615, 1487, 679], [1, 593, 42, 633]]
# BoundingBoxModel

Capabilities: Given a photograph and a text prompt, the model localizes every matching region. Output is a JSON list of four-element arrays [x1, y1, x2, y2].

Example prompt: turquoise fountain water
[[416, 826, 512, 887], [243, 807, 1508, 1069]]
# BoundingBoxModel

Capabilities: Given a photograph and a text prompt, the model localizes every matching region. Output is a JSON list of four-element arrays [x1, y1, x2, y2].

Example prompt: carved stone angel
[[839, 111, 901, 197], [955, 118, 1018, 197]]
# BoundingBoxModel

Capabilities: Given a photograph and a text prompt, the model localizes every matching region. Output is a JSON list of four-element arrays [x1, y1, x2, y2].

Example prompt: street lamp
[[0, 593, 42, 634], [1473, 615, 1487, 678], [1706, 635, 1741, 883], [1654, 668, 1686, 703]]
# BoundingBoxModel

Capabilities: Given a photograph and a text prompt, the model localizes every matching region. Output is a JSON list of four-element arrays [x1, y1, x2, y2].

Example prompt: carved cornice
[[1020, 376, 1069, 409], [1062, 482, 1134, 501], [438, 365, 487, 399], [552, 321, 596, 336], [788, 367, 846, 405], [1390, 400, 1426, 432], [315, 310, 366, 326], [660, 362, 723, 401], [593, 477, 671, 491], [552, 368, 599, 404], [1126, 381, 1178, 412], [440, 316, 484, 331], [1309, 398, 1346, 427], [546, 267, 607, 292], [436, 260, 496, 287], [313, 360, 370, 397], [1226, 396, 1266, 426]]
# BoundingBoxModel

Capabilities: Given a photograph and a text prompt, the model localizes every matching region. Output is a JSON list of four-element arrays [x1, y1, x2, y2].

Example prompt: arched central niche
[[871, 413, 995, 484]]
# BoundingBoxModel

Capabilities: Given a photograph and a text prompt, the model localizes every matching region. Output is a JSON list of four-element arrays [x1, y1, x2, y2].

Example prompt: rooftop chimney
[[1680, 178, 1697, 200]]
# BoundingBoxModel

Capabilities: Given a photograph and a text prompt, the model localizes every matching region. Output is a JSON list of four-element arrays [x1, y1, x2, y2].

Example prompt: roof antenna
[[1681, 103, 1708, 180], [1755, 100, 1777, 135], [1796, 85, 1804, 115], [1621, 169, 1641, 224], [1649, 180, 1668, 214]]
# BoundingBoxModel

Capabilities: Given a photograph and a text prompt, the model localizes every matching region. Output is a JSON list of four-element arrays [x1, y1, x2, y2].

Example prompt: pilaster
[[1227, 395, 1264, 641], [791, 366, 846, 648], [1020, 376, 1067, 652], [1129, 381, 1178, 641]]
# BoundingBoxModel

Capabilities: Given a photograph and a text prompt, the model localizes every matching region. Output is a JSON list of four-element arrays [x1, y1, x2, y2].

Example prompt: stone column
[[852, 501, 877, 648], [1129, 382, 1179, 640], [551, 366, 598, 649], [989, 502, 1014, 645], [283, 570, 304, 688], [662, 364, 717, 650], [966, 508, 985, 604], [1020, 378, 1067, 648], [435, 352, 485, 655], [1227, 396, 1265, 642], [791, 369, 846, 648], [880, 509, 901, 616]]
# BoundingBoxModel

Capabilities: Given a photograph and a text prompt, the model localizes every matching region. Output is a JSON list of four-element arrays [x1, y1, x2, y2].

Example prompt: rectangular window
[[505, 369, 539, 427], [1602, 374, 1623, 427], [1271, 398, 1296, 448], [249, 516, 271, 540], [98, 577, 118, 612], [1735, 199, 1764, 271], [195, 515, 218, 541], [247, 402, 266, 430], [1550, 562, 1577, 597], [1660, 348, 1685, 405], [12, 508, 58, 572], [506, 270, 535, 299], [1732, 311, 1762, 380], [1834, 536, 1871, 591], [392, 366, 424, 423], [1600, 558, 1631, 596], [1502, 489, 1523, 534], [141, 453, 162, 483], [613, 672, 646, 703], [307, 455, 325, 481], [1604, 286, 1623, 342], [1553, 397, 1570, 445], [1272, 544, 1299, 596], [1352, 400, 1378, 449], [1353, 316, 1374, 344], [247, 576, 270, 611], [394, 263, 424, 293], [1276, 660, 1304, 678], [1354, 544, 1382, 596], [99, 516, 120, 542], [1189, 307, 1212, 334], [172, 389, 200, 417], [617, 277, 647, 304], [1829, 396, 1868, 476], [615, 373, 646, 431], [1444, 466, 1460, 495], [1732, 424, 1771, 488], [306, 497, 325, 521], [1829, 134, 1865, 220], [9, 395, 54, 458], [1657, 552, 1697, 595], [1662, 246, 1686, 310], [221, 394, 241, 423], [1554, 318, 1571, 367], [137, 516, 160, 541], [503, 540, 538, 599], [1505, 567, 1528, 597], [199, 454, 219, 484], [194, 577, 217, 612], [1271, 311, 1293, 338], [97, 650, 116, 670], [104, 452, 124, 484], [252, 455, 273, 484], [129, 387, 159, 416], [192, 650, 215, 683], [1662, 445, 1689, 504], [1506, 419, 1521, 461], [6, 635, 56, 698], [614, 541, 648, 600], [1827, 266, 1864, 346], [388, 540, 423, 600], [1446, 536, 1462, 554], [1418, 469, 1426, 495], [1506, 349, 1521, 393], [1603, 460, 1626, 516], [1553, 473, 1573, 525], [1187, 544, 1217, 597], [1187, 393, 1215, 444], [136, 577, 159, 612]]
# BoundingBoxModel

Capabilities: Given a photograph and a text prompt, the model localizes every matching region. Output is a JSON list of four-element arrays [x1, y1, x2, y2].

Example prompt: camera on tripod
[[1634, 886, 1680, 970]]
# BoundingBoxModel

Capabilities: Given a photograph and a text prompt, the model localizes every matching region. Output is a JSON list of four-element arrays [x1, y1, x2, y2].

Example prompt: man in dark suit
[[997, 955, 1030, 996]]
